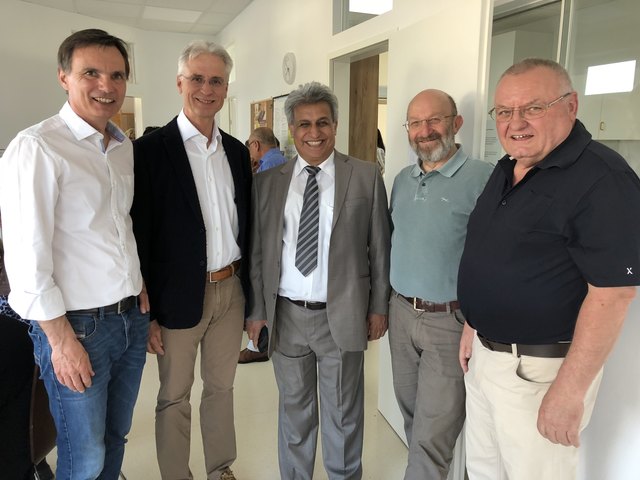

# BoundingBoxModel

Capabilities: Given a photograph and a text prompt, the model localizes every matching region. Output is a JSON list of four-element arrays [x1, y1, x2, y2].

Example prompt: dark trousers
[[0, 315, 34, 478]]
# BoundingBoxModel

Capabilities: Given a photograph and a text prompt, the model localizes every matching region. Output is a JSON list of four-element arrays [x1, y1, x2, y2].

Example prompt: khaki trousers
[[465, 334, 602, 480], [155, 275, 245, 480]]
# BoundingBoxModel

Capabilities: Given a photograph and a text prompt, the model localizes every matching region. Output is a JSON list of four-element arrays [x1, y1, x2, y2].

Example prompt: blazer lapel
[[332, 151, 352, 229], [271, 159, 295, 239], [163, 119, 204, 226]]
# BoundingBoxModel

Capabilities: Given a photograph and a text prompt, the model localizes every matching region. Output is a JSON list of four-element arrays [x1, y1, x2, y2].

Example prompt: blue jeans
[[29, 305, 148, 480]]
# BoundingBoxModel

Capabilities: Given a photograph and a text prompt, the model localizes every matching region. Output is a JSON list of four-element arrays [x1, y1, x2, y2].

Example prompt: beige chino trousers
[[465, 334, 602, 480], [155, 275, 245, 480]]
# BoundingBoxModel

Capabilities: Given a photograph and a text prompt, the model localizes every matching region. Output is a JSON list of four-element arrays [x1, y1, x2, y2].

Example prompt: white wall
[[0, 0, 214, 149], [579, 298, 640, 480], [215, 0, 333, 145], [216, 0, 493, 184]]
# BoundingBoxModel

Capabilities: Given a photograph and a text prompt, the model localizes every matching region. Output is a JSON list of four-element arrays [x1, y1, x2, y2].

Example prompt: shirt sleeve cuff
[[9, 287, 66, 321]]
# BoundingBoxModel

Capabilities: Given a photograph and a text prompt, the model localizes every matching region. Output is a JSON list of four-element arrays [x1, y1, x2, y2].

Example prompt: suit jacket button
[[199, 260, 205, 266]]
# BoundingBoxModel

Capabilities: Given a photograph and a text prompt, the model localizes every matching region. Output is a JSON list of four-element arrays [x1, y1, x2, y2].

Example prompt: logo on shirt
[[627, 267, 634, 275]]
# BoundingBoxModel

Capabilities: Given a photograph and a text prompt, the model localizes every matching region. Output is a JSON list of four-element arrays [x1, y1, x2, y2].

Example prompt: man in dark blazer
[[247, 82, 391, 480], [131, 41, 251, 480]]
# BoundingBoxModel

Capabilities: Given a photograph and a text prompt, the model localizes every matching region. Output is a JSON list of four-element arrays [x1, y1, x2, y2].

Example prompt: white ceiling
[[20, 0, 253, 35]]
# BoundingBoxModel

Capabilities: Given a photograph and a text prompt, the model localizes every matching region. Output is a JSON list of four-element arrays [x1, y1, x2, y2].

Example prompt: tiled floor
[[47, 334, 408, 479]]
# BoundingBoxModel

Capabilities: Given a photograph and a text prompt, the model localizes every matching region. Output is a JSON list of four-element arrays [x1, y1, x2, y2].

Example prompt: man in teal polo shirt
[[388, 89, 492, 479]]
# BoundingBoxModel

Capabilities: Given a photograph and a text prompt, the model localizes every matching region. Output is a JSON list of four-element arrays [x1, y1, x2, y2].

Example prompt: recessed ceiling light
[[142, 6, 201, 23]]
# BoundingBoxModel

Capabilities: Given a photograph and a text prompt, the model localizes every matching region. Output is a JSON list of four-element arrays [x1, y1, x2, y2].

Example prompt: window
[[486, 0, 640, 173], [333, 0, 393, 34]]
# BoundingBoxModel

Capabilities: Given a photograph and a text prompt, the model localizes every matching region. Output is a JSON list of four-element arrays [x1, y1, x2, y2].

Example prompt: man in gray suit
[[247, 82, 391, 480]]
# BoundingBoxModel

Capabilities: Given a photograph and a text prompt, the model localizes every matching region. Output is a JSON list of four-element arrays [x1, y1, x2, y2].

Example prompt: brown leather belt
[[67, 296, 137, 315], [399, 294, 460, 313], [478, 334, 571, 358], [281, 296, 327, 310], [207, 260, 241, 283]]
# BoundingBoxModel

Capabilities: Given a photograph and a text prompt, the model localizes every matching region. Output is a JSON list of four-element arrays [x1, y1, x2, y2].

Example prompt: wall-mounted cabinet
[[569, 0, 640, 140], [579, 90, 640, 141]]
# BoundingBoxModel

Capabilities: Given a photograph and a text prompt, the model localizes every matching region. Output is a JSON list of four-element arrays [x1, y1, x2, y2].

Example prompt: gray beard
[[417, 134, 455, 164]]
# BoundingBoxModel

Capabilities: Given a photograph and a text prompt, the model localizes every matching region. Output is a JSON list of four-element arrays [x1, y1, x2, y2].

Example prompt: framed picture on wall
[[250, 98, 273, 131]]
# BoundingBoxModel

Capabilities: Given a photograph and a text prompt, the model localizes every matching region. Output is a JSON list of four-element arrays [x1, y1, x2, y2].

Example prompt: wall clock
[[282, 52, 296, 85]]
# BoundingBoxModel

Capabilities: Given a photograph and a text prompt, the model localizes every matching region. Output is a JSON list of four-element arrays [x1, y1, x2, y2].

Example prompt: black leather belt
[[478, 334, 571, 358], [399, 294, 460, 313], [281, 296, 326, 310], [67, 296, 137, 315]]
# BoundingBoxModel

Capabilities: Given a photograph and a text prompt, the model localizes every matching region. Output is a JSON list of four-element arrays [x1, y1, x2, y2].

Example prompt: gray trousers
[[388, 292, 466, 480], [272, 297, 365, 480]]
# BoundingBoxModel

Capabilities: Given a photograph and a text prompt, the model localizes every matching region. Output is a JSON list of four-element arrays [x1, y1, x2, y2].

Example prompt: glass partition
[[486, 1, 562, 163], [567, 0, 640, 171], [488, 0, 640, 172]]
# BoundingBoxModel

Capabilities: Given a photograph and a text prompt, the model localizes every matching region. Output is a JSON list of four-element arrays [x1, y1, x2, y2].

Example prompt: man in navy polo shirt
[[458, 58, 640, 480]]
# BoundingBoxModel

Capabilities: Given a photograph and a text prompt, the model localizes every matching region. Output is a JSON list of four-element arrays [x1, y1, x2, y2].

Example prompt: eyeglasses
[[180, 74, 227, 89], [489, 92, 572, 122], [403, 115, 456, 132]]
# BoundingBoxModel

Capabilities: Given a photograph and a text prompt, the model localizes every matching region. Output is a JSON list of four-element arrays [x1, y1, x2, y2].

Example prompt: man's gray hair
[[177, 40, 233, 78], [284, 82, 339, 125], [501, 57, 574, 92]]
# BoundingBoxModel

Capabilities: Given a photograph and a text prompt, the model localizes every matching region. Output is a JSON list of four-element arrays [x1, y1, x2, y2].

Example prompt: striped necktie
[[295, 166, 321, 276]]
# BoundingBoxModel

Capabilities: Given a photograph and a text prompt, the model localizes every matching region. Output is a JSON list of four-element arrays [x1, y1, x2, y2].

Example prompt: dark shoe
[[238, 348, 268, 364], [31, 459, 55, 480], [220, 467, 236, 480]]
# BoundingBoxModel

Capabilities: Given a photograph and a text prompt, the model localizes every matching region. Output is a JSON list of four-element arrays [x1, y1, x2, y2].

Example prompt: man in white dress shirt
[[247, 82, 391, 480], [0, 29, 149, 480], [131, 41, 252, 480]]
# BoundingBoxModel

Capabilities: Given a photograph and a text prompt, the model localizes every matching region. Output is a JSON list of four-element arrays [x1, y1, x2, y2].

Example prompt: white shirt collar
[[294, 151, 336, 180], [177, 110, 221, 149], [59, 101, 124, 143]]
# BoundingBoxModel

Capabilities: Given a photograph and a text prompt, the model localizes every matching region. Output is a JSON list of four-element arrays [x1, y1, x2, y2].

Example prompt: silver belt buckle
[[413, 297, 425, 312], [117, 297, 131, 314]]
